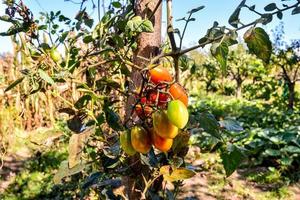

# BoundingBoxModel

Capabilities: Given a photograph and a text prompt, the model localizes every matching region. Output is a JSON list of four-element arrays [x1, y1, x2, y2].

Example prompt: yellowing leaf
[[160, 165, 196, 182], [53, 160, 87, 184], [68, 128, 93, 168]]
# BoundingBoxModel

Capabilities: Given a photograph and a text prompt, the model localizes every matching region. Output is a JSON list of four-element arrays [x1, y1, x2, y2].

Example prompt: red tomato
[[135, 104, 152, 118], [148, 91, 170, 105], [149, 66, 173, 84], [169, 83, 188, 106]]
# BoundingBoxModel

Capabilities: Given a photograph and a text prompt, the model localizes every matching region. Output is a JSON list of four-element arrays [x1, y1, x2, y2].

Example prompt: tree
[[227, 45, 265, 98], [272, 23, 300, 110]]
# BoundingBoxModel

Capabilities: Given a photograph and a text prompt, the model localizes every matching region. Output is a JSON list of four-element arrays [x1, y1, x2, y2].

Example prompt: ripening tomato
[[151, 129, 173, 152], [135, 104, 153, 118], [120, 131, 136, 156], [149, 66, 173, 84], [169, 83, 188, 106], [153, 110, 178, 139], [131, 126, 151, 154], [167, 100, 189, 129], [50, 48, 61, 62]]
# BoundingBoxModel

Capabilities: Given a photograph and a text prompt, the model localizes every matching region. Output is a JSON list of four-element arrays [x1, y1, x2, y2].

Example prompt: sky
[[0, 0, 299, 53]]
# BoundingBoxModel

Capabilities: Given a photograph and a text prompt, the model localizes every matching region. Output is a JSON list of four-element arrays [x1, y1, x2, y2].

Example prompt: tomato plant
[[1, 0, 300, 199]]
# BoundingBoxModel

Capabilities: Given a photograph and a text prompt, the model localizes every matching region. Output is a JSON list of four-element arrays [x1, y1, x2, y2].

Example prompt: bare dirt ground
[[178, 147, 300, 200]]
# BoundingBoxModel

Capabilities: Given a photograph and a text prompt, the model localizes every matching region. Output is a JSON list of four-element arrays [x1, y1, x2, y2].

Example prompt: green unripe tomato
[[50, 48, 61, 62], [167, 100, 189, 129], [120, 131, 136, 156]]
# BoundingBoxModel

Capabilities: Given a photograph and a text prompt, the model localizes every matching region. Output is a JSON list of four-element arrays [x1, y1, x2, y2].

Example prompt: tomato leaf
[[219, 118, 243, 132], [160, 165, 196, 182], [211, 42, 229, 75], [127, 16, 154, 33], [244, 27, 272, 64], [228, 0, 246, 28], [292, 6, 300, 15], [38, 69, 55, 85], [54, 160, 87, 184], [68, 128, 93, 168], [198, 112, 221, 140], [221, 144, 244, 177], [264, 3, 277, 11], [5, 77, 24, 92]]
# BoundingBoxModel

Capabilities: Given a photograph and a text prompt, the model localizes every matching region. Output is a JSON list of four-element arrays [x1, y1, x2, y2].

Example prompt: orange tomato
[[149, 66, 173, 84], [152, 110, 178, 139], [169, 83, 188, 106], [131, 126, 151, 154], [151, 129, 173, 152]]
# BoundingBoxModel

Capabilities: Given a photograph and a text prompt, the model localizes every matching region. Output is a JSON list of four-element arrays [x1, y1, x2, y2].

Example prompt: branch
[[151, 1, 300, 65], [167, 0, 177, 52], [148, 0, 162, 20]]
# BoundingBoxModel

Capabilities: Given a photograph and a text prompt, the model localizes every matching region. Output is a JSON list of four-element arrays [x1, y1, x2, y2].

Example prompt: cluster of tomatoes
[[120, 66, 189, 155]]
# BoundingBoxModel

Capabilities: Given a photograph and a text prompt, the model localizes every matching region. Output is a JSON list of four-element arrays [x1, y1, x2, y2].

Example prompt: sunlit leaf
[[244, 27, 272, 64], [211, 42, 229, 75], [68, 128, 93, 168], [160, 165, 196, 182], [38, 69, 55, 85], [54, 160, 87, 184]]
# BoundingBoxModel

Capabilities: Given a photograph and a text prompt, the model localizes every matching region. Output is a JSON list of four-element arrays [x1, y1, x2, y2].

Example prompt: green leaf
[[264, 3, 277, 11], [277, 11, 283, 19], [221, 144, 244, 177], [187, 6, 205, 14], [5, 77, 24, 92], [292, 6, 300, 15], [228, 0, 246, 28], [260, 14, 273, 25], [160, 165, 196, 182], [282, 145, 300, 153], [219, 118, 243, 132], [198, 112, 221, 139], [172, 131, 190, 155], [211, 42, 229, 74], [264, 149, 281, 156], [38, 69, 55, 85], [244, 27, 272, 64], [84, 18, 94, 28], [112, 1, 122, 8], [127, 16, 154, 33], [74, 95, 92, 109], [83, 35, 93, 43], [280, 157, 293, 166], [105, 108, 124, 131]]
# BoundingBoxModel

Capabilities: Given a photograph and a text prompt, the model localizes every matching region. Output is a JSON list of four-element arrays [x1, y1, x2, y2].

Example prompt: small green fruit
[[120, 131, 136, 156], [167, 100, 189, 129], [50, 48, 61, 62]]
